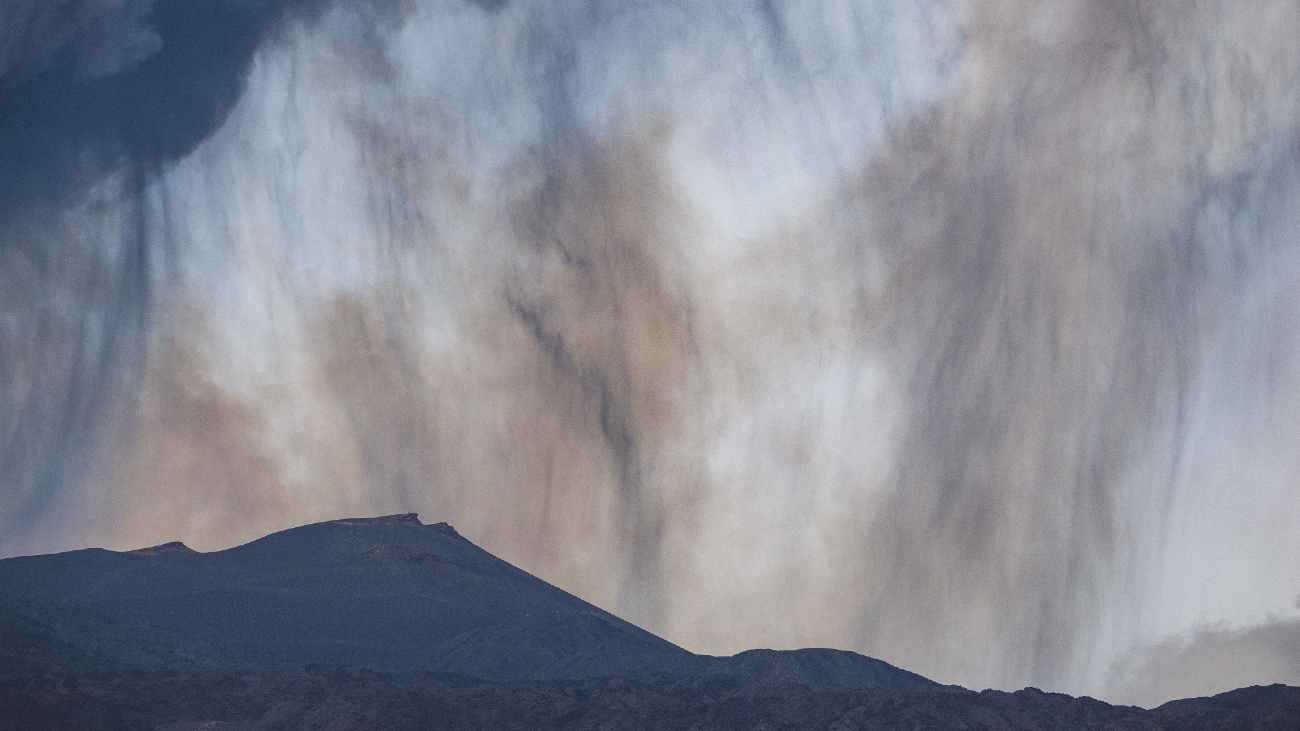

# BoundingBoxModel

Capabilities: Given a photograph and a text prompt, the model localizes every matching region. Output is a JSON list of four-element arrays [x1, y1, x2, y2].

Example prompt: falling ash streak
[[3, 0, 1300, 702]]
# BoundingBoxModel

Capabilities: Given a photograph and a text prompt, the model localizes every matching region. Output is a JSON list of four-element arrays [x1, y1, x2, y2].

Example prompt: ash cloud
[[0, 0, 332, 546], [1105, 617, 1300, 708], [5, 0, 1300, 700], [867, 1, 1300, 689], [501, 133, 702, 626]]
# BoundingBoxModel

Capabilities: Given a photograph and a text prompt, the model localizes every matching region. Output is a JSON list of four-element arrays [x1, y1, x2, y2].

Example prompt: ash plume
[[0, 0, 333, 547], [4, 0, 1300, 703]]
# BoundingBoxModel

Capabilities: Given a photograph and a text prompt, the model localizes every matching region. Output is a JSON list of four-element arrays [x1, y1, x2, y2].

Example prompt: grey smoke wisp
[[3, 0, 1300, 703]]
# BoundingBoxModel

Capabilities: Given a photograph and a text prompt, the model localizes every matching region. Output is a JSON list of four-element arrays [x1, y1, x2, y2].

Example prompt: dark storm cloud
[[0, 0, 330, 208], [0, 0, 161, 82]]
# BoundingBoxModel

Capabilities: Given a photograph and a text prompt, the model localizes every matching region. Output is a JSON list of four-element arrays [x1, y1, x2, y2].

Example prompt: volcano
[[0, 513, 938, 689], [1, 514, 1296, 730]]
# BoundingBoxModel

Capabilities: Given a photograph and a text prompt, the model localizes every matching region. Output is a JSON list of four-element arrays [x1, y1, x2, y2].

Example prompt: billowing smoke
[[3, 0, 1300, 703]]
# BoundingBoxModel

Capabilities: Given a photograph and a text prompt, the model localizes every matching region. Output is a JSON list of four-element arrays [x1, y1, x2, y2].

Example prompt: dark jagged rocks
[[126, 542, 197, 556]]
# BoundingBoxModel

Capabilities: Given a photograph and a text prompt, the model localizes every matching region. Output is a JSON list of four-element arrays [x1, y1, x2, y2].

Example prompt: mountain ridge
[[3, 513, 1299, 730], [0, 513, 946, 692]]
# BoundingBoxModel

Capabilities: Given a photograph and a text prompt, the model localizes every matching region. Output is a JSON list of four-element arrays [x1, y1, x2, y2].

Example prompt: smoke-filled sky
[[4, 0, 1300, 706]]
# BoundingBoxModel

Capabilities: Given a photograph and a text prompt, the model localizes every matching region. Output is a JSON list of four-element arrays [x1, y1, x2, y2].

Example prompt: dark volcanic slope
[[3, 515, 1300, 730], [3, 667, 1299, 731], [0, 514, 680, 679], [0, 514, 939, 690]]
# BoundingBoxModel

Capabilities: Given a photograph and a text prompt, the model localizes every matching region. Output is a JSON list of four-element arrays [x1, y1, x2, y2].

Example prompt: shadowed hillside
[[0, 513, 940, 690], [3, 514, 1299, 729]]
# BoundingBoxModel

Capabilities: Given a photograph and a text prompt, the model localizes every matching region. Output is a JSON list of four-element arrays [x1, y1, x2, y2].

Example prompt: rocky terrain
[[2, 514, 1297, 729], [4, 666, 1298, 730]]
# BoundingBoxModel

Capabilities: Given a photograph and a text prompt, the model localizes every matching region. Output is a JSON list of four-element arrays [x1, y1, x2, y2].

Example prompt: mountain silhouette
[[0, 513, 941, 690], [3, 514, 1299, 730]]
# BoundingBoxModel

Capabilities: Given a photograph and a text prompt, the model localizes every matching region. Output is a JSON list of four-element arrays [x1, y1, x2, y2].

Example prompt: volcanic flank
[[2, 515, 1299, 730], [0, 513, 939, 688]]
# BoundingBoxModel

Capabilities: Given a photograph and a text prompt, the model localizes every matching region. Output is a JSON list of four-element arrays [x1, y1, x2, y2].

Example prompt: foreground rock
[[2, 667, 1298, 731]]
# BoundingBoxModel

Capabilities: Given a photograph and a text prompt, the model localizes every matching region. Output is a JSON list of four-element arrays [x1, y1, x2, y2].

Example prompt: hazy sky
[[3, 0, 1299, 706]]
